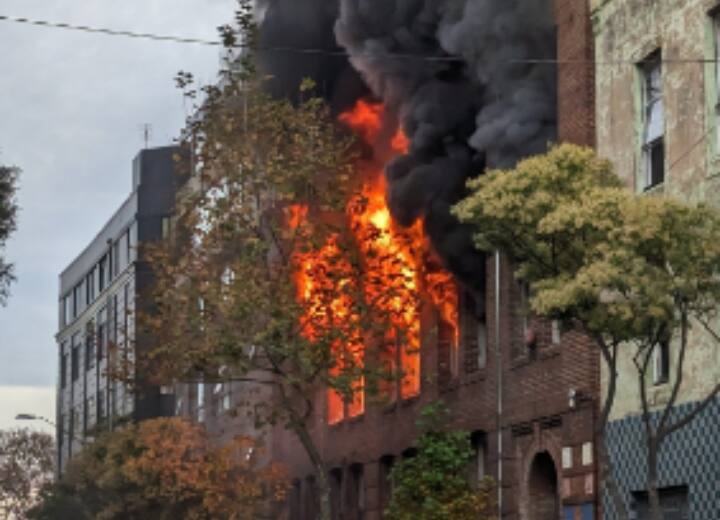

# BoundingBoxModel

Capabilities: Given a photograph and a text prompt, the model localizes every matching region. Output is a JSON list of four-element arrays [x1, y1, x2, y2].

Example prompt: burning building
[[254, 1, 599, 518]]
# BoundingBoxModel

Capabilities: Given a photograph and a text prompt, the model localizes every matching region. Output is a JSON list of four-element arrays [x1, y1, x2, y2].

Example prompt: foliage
[[0, 428, 54, 519], [385, 402, 493, 520], [0, 164, 19, 305], [139, 3, 420, 519], [27, 417, 287, 520], [453, 143, 720, 520]]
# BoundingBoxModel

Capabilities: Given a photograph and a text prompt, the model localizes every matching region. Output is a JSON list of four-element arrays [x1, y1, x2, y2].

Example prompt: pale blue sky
[[0, 0, 236, 429]]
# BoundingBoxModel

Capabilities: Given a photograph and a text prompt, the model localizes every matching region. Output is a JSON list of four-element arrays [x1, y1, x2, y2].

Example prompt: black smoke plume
[[256, 0, 557, 289], [256, 0, 368, 113]]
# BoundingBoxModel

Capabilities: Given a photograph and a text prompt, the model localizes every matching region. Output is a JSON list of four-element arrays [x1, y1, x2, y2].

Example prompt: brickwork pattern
[[272, 1, 599, 518]]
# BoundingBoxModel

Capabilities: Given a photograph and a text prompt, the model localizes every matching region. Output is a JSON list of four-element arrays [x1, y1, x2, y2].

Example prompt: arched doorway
[[528, 451, 559, 520]]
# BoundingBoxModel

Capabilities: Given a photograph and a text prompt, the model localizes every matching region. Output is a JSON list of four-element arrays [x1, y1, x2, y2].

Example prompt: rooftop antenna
[[140, 123, 152, 149]]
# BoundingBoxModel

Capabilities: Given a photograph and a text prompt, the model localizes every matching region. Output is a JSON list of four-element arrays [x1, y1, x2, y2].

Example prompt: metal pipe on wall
[[495, 250, 503, 517]]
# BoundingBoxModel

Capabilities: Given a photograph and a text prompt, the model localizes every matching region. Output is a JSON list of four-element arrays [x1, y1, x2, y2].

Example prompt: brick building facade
[[274, 1, 599, 519]]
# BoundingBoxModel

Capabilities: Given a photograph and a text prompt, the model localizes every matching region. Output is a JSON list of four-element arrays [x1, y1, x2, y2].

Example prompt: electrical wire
[[2, 13, 720, 65]]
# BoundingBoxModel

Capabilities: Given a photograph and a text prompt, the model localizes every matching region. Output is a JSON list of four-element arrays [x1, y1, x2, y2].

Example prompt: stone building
[[55, 146, 183, 472], [272, 2, 600, 519], [593, 0, 720, 517]]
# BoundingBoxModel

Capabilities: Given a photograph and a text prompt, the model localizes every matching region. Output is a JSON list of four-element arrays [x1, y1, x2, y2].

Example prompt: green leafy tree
[[0, 428, 54, 519], [453, 143, 720, 520], [28, 417, 287, 520], [0, 164, 19, 305], [385, 402, 493, 520], [138, 3, 417, 519]]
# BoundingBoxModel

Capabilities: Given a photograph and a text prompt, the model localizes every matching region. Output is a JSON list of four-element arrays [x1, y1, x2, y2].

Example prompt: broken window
[[640, 52, 664, 189]]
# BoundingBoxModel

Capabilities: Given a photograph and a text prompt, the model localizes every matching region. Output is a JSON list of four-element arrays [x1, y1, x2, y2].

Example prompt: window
[[471, 432, 487, 488], [653, 339, 670, 385], [379, 456, 395, 512], [633, 486, 688, 520], [97, 307, 107, 362], [60, 342, 68, 389], [551, 320, 562, 344], [97, 391, 106, 423], [162, 216, 172, 239], [640, 53, 664, 189], [86, 269, 95, 305], [461, 290, 487, 373], [197, 382, 205, 422], [125, 229, 132, 264], [62, 295, 72, 326], [98, 256, 107, 292], [71, 333, 80, 382], [112, 240, 120, 277], [85, 320, 95, 370]]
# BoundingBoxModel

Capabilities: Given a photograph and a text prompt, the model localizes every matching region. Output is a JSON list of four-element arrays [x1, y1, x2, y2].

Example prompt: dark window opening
[[632, 486, 689, 520]]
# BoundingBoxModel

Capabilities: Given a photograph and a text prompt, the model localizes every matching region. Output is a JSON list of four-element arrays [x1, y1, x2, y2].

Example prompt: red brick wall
[[274, 2, 598, 519]]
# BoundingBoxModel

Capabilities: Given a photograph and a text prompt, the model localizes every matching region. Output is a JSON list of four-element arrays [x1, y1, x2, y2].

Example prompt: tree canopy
[[453, 143, 720, 520], [385, 402, 493, 520], [0, 428, 54, 520], [28, 417, 287, 520], [0, 164, 19, 305]]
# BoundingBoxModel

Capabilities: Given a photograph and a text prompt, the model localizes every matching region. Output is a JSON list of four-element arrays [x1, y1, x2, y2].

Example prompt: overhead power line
[[2, 13, 720, 65]]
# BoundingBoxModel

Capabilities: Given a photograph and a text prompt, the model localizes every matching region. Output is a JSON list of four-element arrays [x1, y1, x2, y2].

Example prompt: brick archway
[[517, 432, 563, 520], [528, 451, 559, 520]]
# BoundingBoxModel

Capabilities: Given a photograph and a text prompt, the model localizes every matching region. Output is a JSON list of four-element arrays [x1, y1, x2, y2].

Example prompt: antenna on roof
[[140, 123, 152, 149]]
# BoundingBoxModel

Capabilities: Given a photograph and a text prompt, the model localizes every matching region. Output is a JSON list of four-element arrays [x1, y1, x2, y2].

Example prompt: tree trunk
[[291, 420, 332, 520], [646, 437, 662, 520]]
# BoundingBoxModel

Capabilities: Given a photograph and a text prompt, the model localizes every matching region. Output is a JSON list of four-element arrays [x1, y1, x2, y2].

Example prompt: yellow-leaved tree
[[454, 144, 720, 520]]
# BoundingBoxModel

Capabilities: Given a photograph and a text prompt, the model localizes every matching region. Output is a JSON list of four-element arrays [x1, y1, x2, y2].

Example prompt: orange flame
[[293, 99, 459, 424]]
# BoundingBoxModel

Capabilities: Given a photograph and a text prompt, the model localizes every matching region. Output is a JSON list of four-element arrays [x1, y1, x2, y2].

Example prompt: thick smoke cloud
[[256, 0, 368, 113], [256, 0, 557, 289], [335, 0, 557, 287]]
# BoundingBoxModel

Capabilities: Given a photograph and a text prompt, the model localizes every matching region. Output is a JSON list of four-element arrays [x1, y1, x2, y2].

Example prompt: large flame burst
[[291, 100, 458, 424]]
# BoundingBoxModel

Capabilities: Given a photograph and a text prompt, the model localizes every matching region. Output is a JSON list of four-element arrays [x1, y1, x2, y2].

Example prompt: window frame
[[638, 51, 665, 190]]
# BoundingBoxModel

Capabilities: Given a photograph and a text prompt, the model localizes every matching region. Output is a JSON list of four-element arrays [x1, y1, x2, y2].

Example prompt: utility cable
[[2, 13, 720, 65]]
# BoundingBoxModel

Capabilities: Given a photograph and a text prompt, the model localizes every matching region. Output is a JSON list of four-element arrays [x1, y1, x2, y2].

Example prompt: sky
[[0, 0, 236, 432]]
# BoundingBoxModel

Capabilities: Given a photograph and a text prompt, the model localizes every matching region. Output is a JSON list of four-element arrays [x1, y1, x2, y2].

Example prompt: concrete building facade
[[55, 146, 183, 472], [273, 2, 600, 519], [593, 0, 720, 517]]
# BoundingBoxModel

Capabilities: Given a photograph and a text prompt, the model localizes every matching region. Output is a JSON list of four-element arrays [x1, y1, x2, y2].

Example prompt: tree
[[0, 428, 54, 519], [384, 402, 493, 520], [138, 4, 420, 519], [0, 164, 19, 305], [453, 143, 720, 520], [28, 417, 287, 520]]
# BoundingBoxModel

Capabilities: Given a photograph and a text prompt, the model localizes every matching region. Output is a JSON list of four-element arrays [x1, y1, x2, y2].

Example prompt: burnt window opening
[[462, 289, 487, 374], [653, 339, 670, 386], [640, 52, 665, 190]]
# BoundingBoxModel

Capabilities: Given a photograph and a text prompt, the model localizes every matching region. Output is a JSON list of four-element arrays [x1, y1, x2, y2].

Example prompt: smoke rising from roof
[[256, 0, 368, 113], [257, 0, 557, 289]]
